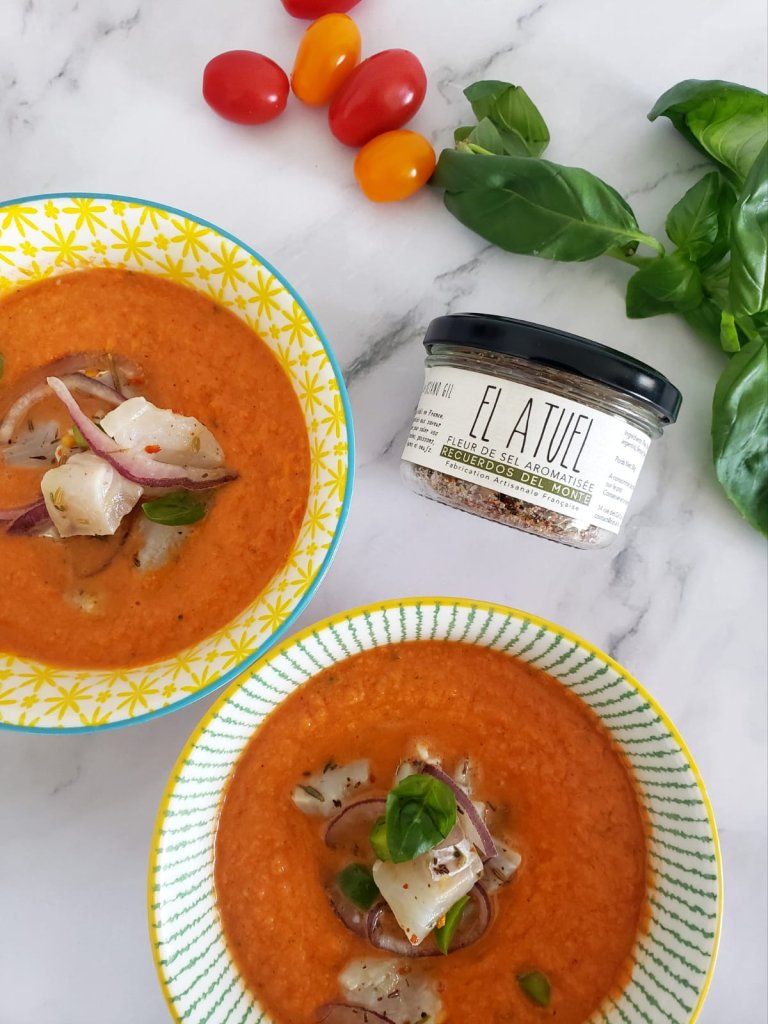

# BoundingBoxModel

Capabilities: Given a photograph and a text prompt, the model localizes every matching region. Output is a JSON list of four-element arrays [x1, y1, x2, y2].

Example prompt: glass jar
[[402, 314, 681, 549]]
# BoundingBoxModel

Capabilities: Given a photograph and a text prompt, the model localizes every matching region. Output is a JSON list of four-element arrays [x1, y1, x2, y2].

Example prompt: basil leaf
[[457, 118, 507, 156], [700, 179, 737, 271], [518, 971, 551, 1007], [730, 143, 768, 317], [433, 150, 663, 262], [736, 312, 768, 345], [666, 172, 723, 261], [434, 894, 470, 955], [490, 85, 550, 157], [626, 252, 703, 318], [337, 864, 380, 911], [457, 117, 531, 158], [385, 774, 457, 864], [464, 81, 550, 157], [464, 80, 512, 120], [684, 298, 726, 347], [141, 490, 206, 526], [454, 125, 474, 145], [649, 79, 768, 185], [720, 310, 741, 353], [370, 816, 391, 861], [712, 338, 768, 535]]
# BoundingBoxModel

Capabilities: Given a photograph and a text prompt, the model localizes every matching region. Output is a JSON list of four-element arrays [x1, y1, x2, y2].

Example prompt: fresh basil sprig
[[384, 774, 457, 863], [142, 491, 206, 526], [337, 863, 380, 911], [432, 77, 768, 536]]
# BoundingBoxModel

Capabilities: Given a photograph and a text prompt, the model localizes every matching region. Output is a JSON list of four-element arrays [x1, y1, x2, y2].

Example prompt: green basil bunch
[[433, 79, 768, 536]]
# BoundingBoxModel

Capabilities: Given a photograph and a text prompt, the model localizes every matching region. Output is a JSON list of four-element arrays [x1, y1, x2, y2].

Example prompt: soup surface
[[215, 641, 649, 1024], [0, 269, 310, 668]]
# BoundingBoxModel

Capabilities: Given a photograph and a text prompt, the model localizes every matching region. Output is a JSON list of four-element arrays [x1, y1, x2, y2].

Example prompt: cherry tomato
[[354, 130, 436, 202], [282, 0, 362, 18], [203, 51, 289, 125], [329, 49, 427, 147], [292, 14, 361, 107]]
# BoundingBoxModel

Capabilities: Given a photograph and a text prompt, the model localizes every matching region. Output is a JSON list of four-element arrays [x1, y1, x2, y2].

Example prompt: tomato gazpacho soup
[[0, 269, 310, 669], [215, 641, 649, 1024]]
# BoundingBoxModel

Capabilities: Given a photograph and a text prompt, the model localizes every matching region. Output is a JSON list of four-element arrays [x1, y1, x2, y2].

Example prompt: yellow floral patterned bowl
[[0, 193, 354, 733]]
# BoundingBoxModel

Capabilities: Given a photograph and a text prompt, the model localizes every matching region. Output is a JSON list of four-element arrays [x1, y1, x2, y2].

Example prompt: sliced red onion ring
[[315, 1005, 395, 1024], [0, 356, 134, 443], [421, 762, 497, 861], [0, 497, 46, 522], [327, 883, 369, 939], [5, 497, 52, 536], [366, 883, 491, 958], [47, 377, 238, 491], [325, 799, 387, 851]]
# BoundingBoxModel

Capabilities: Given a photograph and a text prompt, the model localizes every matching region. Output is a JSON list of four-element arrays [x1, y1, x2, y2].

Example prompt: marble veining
[[0, 0, 766, 1021]]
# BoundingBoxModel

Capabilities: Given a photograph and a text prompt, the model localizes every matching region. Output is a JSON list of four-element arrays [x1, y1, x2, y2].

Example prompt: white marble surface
[[1, 0, 766, 1021]]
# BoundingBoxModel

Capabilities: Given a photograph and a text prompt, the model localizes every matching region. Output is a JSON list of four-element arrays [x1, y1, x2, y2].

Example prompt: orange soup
[[215, 641, 649, 1024], [0, 269, 310, 668]]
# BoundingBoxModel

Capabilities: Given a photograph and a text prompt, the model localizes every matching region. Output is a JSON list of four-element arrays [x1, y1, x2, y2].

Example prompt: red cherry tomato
[[282, 0, 362, 18], [328, 49, 427, 148], [292, 14, 361, 107], [203, 51, 289, 125], [354, 130, 436, 202]]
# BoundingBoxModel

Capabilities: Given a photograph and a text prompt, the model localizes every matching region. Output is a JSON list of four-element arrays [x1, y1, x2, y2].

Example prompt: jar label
[[402, 365, 651, 534]]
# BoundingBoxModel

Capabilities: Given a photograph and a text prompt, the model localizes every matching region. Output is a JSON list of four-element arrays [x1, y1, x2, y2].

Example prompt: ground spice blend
[[402, 314, 682, 549]]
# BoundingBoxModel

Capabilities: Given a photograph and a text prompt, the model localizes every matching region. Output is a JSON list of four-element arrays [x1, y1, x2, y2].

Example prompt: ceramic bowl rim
[[0, 191, 355, 735], [147, 595, 723, 1024]]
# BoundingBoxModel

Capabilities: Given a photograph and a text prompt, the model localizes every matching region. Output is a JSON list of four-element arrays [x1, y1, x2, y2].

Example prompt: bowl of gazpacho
[[0, 193, 352, 731], [149, 597, 721, 1024]]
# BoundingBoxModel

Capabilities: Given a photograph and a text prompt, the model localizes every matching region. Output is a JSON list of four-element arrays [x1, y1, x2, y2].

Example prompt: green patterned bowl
[[0, 192, 353, 733], [149, 597, 722, 1024]]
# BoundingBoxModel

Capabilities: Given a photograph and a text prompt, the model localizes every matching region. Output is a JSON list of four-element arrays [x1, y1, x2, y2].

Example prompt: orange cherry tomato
[[354, 130, 436, 202], [292, 14, 361, 106]]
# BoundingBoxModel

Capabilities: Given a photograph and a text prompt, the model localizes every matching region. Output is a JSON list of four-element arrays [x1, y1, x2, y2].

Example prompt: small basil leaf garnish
[[385, 774, 457, 864], [141, 491, 206, 526], [370, 816, 391, 861], [337, 863, 380, 911], [518, 970, 551, 1007], [434, 894, 470, 955]]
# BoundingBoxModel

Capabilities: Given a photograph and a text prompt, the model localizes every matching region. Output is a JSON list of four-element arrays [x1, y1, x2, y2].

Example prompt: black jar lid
[[424, 313, 682, 423]]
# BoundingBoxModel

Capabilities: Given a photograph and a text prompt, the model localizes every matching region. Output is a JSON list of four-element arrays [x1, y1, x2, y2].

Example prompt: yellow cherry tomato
[[354, 130, 436, 202], [291, 13, 361, 107]]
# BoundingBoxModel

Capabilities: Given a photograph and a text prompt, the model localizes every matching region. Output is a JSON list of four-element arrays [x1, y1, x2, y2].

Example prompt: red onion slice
[[0, 360, 131, 443], [0, 497, 45, 522], [47, 377, 238, 491], [5, 497, 52, 536], [325, 799, 387, 851], [315, 1005, 395, 1024], [366, 883, 491, 958], [421, 763, 497, 861], [327, 883, 369, 939]]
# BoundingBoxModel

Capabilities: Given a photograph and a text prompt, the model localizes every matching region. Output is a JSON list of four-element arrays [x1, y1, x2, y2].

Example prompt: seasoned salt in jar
[[402, 314, 682, 549]]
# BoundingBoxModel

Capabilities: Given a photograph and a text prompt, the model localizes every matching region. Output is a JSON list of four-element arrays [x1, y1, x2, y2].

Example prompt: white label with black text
[[402, 365, 650, 534]]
